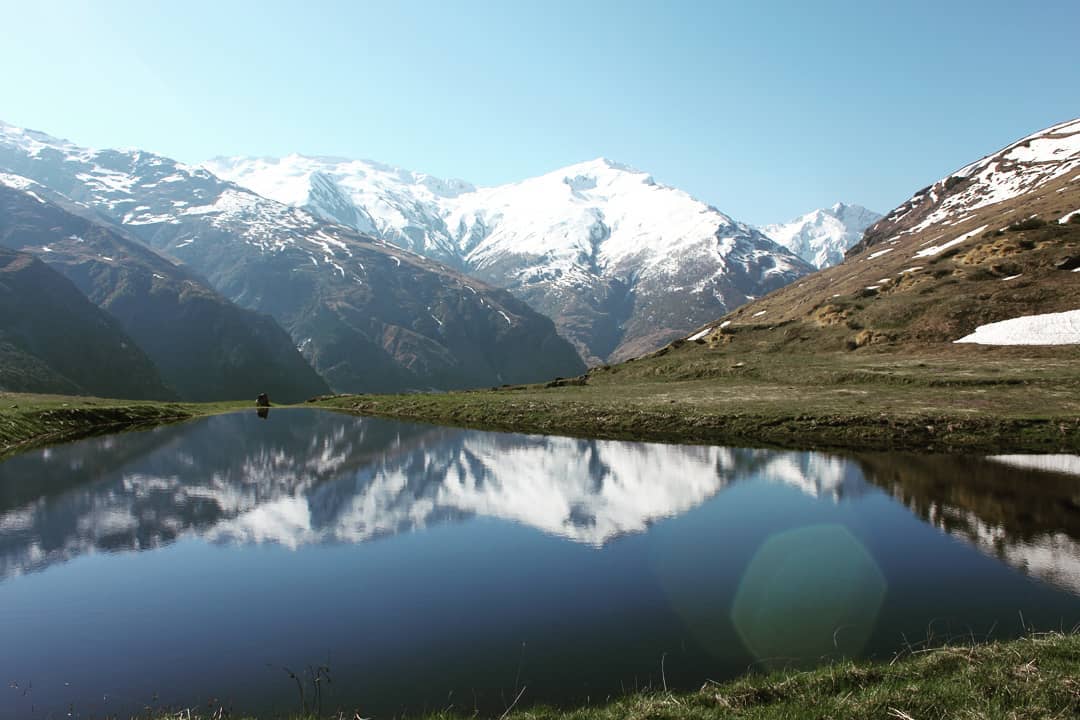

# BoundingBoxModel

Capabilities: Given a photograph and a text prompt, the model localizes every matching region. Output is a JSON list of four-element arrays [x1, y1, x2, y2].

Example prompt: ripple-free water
[[1, 409, 1078, 717]]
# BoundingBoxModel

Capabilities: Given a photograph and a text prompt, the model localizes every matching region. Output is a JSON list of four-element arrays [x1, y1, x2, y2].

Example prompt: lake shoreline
[[2, 376, 1077, 459], [156, 633, 1079, 720], [2, 394, 1078, 718], [317, 391, 1080, 454], [0, 393, 252, 459], [313, 347, 1080, 454]]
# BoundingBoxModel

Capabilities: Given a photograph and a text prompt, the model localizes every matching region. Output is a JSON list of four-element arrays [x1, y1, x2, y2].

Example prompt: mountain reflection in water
[[0, 410, 1077, 596], [0, 412, 755, 573], [856, 453, 1080, 595], [2, 410, 1079, 719]]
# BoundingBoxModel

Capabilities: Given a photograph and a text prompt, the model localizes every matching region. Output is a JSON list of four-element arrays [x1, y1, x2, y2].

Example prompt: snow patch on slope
[[0, 171, 39, 191], [913, 224, 988, 258], [955, 309, 1080, 345]]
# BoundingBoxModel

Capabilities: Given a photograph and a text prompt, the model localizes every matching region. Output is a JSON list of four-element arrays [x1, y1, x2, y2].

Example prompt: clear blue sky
[[1, 0, 1077, 224]]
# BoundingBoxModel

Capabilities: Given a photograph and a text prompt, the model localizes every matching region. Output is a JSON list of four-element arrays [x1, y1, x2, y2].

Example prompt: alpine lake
[[1, 408, 1078, 718]]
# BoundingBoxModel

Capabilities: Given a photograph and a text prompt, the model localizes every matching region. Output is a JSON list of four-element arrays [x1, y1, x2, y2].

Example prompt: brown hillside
[[684, 118, 1080, 354]]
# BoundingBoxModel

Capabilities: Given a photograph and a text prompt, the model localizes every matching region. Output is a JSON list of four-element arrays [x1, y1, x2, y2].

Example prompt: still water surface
[[1, 409, 1078, 717]]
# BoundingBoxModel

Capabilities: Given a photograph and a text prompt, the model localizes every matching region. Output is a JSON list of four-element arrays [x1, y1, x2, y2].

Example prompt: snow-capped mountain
[[759, 202, 881, 268], [0, 121, 584, 392], [204, 154, 474, 265], [686, 117, 1080, 353], [852, 117, 1080, 254], [0, 174, 329, 401], [206, 155, 814, 364]]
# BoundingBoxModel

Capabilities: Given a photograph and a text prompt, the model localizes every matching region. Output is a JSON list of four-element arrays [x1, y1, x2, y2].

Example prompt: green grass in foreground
[[166, 633, 1080, 720], [0, 392, 253, 459]]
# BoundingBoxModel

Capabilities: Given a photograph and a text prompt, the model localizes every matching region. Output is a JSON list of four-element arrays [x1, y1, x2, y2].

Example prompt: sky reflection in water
[[1, 409, 1078, 718]]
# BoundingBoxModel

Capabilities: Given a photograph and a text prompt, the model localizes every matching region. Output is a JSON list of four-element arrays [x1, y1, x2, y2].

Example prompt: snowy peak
[[857, 117, 1080, 252], [203, 153, 473, 262], [0, 120, 82, 158], [446, 156, 750, 270], [0, 119, 586, 392], [206, 150, 812, 363], [554, 156, 642, 180], [206, 152, 476, 204], [704, 117, 1080, 358], [760, 203, 881, 268], [206, 151, 771, 276]]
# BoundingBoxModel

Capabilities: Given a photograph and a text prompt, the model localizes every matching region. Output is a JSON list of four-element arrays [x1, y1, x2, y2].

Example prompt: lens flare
[[731, 524, 886, 667]]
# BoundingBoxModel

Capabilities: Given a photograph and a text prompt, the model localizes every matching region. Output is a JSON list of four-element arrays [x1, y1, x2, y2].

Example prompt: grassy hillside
[[698, 119, 1080, 355], [701, 215, 1080, 356]]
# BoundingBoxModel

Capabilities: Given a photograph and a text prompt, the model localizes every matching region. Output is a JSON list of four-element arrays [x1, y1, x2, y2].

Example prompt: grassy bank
[[314, 345, 1080, 453], [162, 633, 1079, 720], [0, 392, 252, 459], [457, 633, 1080, 720]]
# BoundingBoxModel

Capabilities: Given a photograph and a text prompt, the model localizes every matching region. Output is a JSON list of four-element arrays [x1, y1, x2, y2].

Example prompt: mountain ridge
[[0, 175, 330, 402], [0, 247, 173, 399], [0, 121, 585, 392], [204, 152, 814, 364], [682, 117, 1080, 352], [759, 202, 882, 268]]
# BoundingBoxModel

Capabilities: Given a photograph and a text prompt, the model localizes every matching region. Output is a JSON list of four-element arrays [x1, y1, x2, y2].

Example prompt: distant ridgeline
[[0, 121, 585, 398], [680, 117, 1080, 352]]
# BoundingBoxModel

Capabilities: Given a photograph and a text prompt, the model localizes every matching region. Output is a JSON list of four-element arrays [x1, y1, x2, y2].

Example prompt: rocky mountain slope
[[0, 176, 329, 402], [205, 155, 814, 364], [759, 203, 881, 268], [0, 248, 171, 398], [0, 122, 584, 391], [685, 117, 1080, 353]]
